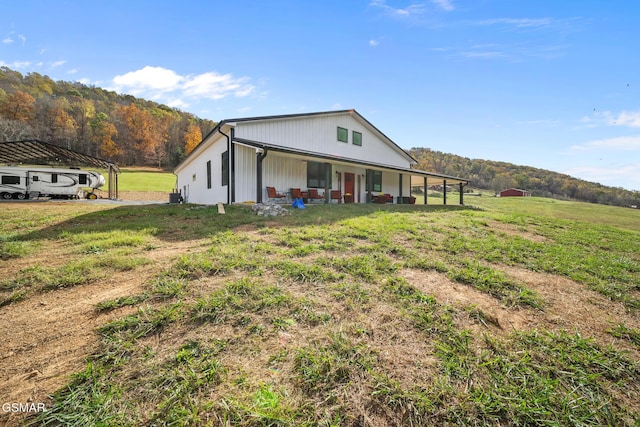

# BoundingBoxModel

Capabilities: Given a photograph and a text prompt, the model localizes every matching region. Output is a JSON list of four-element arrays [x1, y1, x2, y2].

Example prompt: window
[[79, 174, 88, 185], [337, 127, 348, 143], [51, 174, 58, 183], [206, 160, 212, 189], [32, 176, 39, 182], [221, 151, 229, 186], [1, 175, 20, 185], [307, 161, 331, 188], [352, 131, 362, 146], [366, 170, 382, 192]]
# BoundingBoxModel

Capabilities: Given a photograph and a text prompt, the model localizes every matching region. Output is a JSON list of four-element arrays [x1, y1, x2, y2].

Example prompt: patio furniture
[[330, 190, 342, 203], [307, 188, 324, 203], [266, 186, 287, 202], [290, 188, 308, 203]]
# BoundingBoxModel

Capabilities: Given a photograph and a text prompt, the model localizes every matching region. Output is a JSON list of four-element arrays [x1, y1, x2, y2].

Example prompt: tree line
[[410, 147, 640, 207], [1, 67, 638, 207], [0, 67, 216, 168]]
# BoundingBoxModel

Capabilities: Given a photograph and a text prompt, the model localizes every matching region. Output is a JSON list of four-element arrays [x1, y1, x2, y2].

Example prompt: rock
[[251, 202, 291, 217]]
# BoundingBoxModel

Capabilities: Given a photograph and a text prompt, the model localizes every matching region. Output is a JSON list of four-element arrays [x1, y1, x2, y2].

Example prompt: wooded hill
[[1, 67, 638, 207], [0, 67, 216, 168], [410, 147, 639, 208]]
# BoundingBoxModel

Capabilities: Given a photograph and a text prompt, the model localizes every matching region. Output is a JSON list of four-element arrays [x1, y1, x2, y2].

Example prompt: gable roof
[[224, 109, 417, 163], [179, 109, 416, 170], [0, 140, 119, 172]]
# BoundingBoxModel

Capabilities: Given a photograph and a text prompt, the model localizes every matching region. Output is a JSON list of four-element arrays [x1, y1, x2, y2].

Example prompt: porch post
[[398, 173, 403, 204], [366, 169, 372, 203], [230, 129, 236, 203], [424, 177, 427, 205], [459, 183, 464, 205], [324, 162, 331, 204], [443, 180, 447, 205], [256, 149, 267, 204]]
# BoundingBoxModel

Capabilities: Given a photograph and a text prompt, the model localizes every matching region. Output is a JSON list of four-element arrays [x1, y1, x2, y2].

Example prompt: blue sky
[[2, 0, 639, 190]]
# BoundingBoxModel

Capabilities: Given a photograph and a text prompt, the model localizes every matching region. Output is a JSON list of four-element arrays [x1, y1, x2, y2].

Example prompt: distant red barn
[[499, 188, 531, 197]]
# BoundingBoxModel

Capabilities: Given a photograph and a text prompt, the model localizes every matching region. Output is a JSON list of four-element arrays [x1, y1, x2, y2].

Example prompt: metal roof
[[0, 140, 119, 172]]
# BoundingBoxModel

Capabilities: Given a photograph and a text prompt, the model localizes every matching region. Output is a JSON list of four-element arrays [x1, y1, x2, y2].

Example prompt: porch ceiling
[[234, 137, 469, 186]]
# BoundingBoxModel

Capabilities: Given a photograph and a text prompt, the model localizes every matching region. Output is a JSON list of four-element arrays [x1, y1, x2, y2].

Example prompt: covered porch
[[230, 138, 469, 206]]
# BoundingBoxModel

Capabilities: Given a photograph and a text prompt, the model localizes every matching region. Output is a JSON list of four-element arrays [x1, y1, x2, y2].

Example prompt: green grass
[[108, 168, 176, 192], [7, 196, 640, 426]]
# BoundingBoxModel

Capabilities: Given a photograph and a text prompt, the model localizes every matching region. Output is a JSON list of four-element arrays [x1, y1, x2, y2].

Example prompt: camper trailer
[[0, 166, 106, 200]]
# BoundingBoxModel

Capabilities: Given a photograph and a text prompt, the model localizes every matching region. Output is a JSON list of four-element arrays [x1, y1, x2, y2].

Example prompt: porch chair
[[330, 190, 342, 203], [307, 188, 324, 203], [290, 188, 302, 199], [266, 186, 287, 202]]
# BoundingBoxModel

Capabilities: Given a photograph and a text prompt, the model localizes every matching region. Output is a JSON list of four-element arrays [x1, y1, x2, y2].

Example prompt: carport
[[0, 140, 120, 199]]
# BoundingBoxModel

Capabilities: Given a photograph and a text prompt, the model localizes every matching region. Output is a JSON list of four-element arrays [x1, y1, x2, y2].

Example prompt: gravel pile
[[251, 202, 291, 216]]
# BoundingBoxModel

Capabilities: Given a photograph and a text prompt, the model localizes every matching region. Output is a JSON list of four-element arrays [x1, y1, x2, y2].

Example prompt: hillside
[[0, 67, 216, 168], [1, 198, 639, 426], [410, 147, 640, 207], [1, 66, 638, 207]]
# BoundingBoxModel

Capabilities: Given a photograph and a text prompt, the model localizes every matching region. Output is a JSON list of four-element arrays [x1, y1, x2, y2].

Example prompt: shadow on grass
[[18, 202, 477, 243]]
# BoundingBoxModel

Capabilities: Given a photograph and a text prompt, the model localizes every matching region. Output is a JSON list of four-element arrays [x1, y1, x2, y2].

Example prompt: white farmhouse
[[174, 109, 468, 205]]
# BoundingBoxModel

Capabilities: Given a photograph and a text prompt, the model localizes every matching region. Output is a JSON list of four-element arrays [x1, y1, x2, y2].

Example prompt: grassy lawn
[[2, 197, 640, 426]]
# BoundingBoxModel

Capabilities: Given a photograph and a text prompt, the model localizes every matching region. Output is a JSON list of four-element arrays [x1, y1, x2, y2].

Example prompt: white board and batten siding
[[174, 110, 420, 205], [177, 133, 228, 205], [233, 113, 413, 169]]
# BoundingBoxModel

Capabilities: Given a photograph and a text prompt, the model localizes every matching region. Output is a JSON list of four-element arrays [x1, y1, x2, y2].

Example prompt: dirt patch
[[94, 190, 169, 202], [0, 238, 205, 426], [401, 267, 640, 358]]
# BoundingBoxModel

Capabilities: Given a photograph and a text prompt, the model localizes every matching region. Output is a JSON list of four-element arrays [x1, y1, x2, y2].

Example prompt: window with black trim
[[51, 174, 58, 183], [206, 160, 212, 189], [337, 127, 348, 143], [79, 174, 87, 185], [366, 170, 382, 192], [221, 151, 229, 186], [1, 175, 19, 185], [352, 131, 362, 146], [307, 161, 331, 188]]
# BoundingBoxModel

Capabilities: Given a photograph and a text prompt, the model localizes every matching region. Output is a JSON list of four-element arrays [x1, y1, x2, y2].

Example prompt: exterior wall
[[176, 136, 228, 204], [233, 149, 413, 205], [234, 113, 412, 169]]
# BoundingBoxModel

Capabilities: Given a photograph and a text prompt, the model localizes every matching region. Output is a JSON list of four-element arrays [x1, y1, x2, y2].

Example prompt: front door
[[344, 173, 355, 203]]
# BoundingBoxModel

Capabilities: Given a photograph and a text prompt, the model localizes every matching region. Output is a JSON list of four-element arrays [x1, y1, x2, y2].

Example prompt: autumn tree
[[0, 90, 36, 122], [184, 122, 202, 155], [115, 103, 161, 165], [90, 112, 119, 159], [70, 97, 96, 154], [35, 96, 76, 147]]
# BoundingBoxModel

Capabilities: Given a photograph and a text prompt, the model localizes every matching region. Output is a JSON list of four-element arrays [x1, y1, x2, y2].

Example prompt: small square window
[[352, 131, 362, 146], [337, 127, 348, 143]]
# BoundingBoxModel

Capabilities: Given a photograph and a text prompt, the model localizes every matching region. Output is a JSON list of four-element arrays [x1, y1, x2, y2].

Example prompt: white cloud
[[369, 39, 380, 47], [431, 0, 454, 11], [0, 60, 31, 69], [578, 110, 640, 129], [50, 60, 66, 68], [2, 37, 13, 44], [477, 17, 553, 28], [113, 66, 184, 94], [571, 136, 640, 152], [564, 163, 640, 191], [110, 66, 256, 104], [610, 110, 640, 127], [369, 0, 427, 17]]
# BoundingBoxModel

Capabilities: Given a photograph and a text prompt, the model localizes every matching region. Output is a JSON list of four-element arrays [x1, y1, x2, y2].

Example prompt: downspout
[[217, 127, 231, 204], [256, 148, 268, 203], [230, 128, 236, 203]]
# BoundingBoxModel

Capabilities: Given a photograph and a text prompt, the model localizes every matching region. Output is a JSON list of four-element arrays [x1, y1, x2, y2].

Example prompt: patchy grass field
[[1, 198, 639, 426]]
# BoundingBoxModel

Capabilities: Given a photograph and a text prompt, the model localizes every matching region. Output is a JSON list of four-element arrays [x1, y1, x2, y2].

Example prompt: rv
[[0, 166, 106, 200]]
